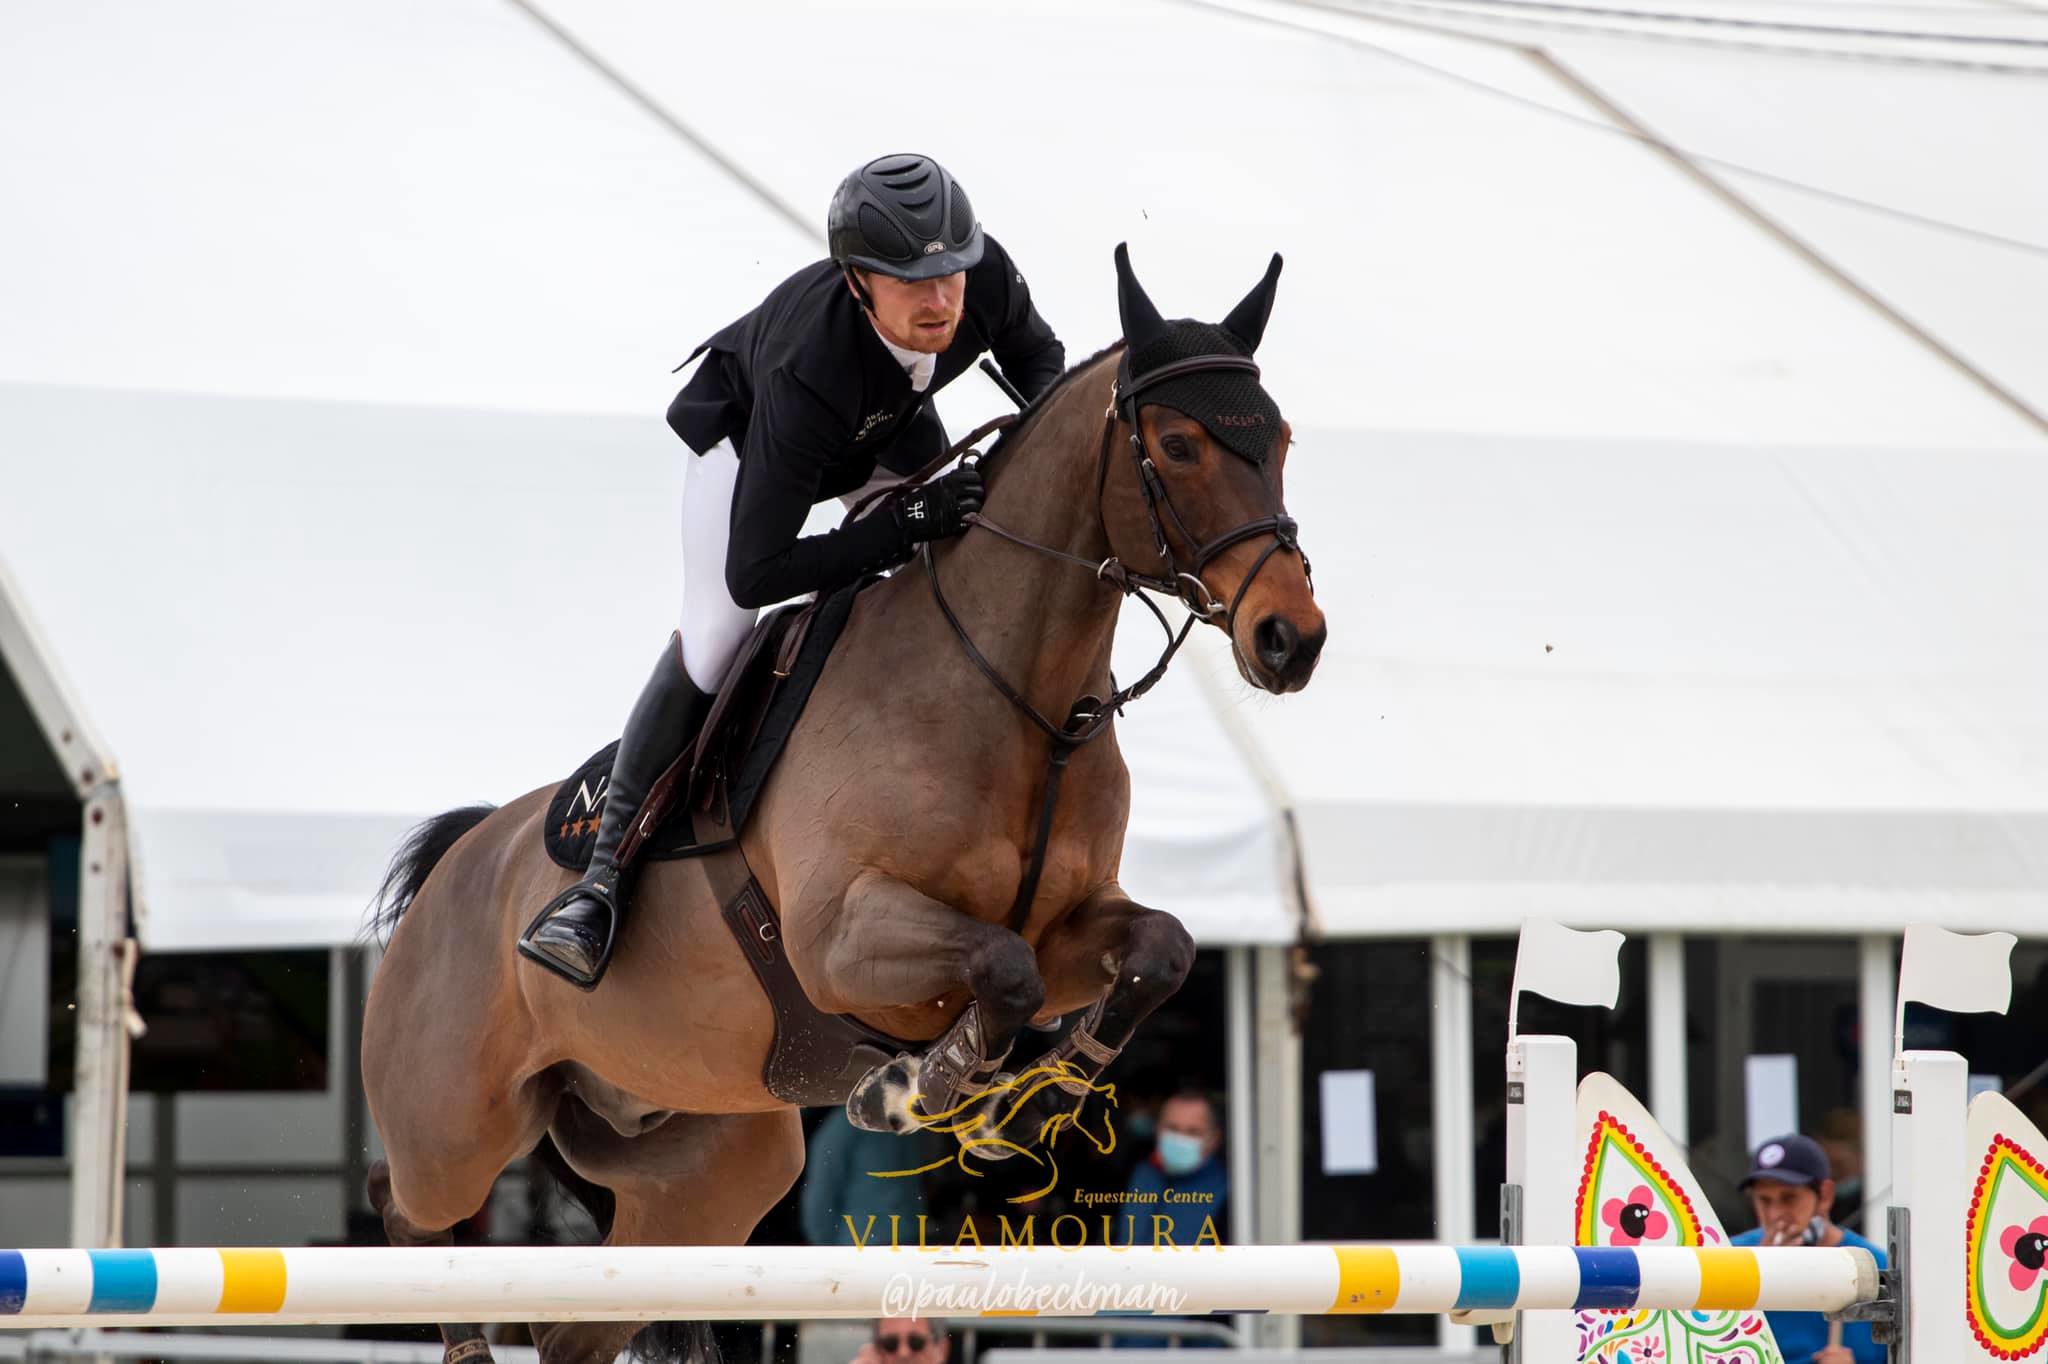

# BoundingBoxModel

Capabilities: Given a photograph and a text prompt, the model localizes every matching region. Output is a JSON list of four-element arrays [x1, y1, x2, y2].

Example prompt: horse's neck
[[929, 367, 1122, 717]]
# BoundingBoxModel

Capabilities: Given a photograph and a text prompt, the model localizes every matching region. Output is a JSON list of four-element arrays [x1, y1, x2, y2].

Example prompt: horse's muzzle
[[1244, 613, 1325, 693]]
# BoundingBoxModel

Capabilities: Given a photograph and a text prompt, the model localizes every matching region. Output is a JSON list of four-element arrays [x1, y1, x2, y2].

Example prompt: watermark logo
[[850, 1061, 1223, 1250], [881, 1266, 1188, 1317]]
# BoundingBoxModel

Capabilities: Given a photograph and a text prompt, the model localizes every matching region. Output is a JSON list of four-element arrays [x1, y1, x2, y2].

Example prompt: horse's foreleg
[[983, 888, 1194, 1156], [809, 870, 1045, 1134]]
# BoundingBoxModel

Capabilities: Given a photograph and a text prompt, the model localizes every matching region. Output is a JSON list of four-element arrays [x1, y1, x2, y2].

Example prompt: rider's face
[[854, 269, 966, 354]]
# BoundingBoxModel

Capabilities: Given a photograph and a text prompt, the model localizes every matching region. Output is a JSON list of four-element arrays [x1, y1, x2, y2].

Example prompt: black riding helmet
[[828, 154, 985, 283]]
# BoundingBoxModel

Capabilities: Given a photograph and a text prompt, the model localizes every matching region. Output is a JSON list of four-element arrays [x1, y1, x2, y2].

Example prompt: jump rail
[[0, 1244, 1880, 1328]]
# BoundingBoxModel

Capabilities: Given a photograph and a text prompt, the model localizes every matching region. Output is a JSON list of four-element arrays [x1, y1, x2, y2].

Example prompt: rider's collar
[[868, 319, 935, 394]]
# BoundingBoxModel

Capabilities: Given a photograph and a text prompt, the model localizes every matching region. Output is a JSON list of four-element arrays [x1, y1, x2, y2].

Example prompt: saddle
[[541, 577, 916, 1105], [542, 582, 848, 869]]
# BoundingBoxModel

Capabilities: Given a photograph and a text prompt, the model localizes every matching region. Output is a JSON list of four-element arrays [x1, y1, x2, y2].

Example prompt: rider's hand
[[889, 464, 984, 543]]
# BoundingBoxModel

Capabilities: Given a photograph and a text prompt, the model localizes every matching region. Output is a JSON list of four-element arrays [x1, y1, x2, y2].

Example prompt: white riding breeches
[[677, 439, 909, 693]]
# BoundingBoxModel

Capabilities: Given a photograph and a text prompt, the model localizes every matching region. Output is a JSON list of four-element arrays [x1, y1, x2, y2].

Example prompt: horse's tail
[[364, 803, 497, 945]]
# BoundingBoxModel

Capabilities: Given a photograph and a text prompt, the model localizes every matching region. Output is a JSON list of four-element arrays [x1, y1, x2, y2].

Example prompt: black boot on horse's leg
[[847, 931, 1045, 1134], [520, 635, 710, 990], [976, 904, 1194, 1160]]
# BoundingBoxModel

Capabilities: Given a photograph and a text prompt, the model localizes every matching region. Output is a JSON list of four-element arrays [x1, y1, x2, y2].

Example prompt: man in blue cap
[[1729, 1133, 1886, 1364]]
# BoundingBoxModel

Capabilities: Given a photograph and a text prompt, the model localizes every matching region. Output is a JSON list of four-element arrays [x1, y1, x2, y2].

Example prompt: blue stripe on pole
[[0, 1250, 24, 1313], [1453, 1246, 1521, 1310], [1572, 1248, 1642, 1310], [86, 1250, 157, 1313]]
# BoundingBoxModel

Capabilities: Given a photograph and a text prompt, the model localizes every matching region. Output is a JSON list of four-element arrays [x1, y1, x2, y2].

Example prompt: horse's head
[[1104, 243, 1326, 694]]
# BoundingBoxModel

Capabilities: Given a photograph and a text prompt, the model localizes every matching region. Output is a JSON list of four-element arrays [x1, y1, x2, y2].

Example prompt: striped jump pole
[[0, 1244, 1880, 1329]]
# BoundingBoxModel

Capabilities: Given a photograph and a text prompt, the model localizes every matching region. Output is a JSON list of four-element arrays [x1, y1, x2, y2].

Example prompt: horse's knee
[[1124, 911, 1194, 1004], [969, 932, 1045, 1030]]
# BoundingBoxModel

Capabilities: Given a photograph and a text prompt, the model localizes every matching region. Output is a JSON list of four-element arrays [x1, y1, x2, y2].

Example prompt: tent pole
[[1430, 934, 1476, 1355], [70, 787, 134, 1248], [0, 560, 134, 1250]]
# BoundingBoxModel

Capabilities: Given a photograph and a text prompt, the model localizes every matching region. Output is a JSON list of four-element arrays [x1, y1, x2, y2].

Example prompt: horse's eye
[[1162, 434, 1197, 464]]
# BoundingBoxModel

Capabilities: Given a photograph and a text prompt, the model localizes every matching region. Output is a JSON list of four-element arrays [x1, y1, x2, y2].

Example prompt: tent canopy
[[3, 0, 2043, 950]]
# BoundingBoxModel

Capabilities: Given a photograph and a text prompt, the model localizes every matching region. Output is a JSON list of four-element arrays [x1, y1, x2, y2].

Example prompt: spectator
[[802, 1109, 937, 1247], [1729, 1134, 1886, 1364], [853, 1317, 948, 1364], [1126, 1090, 1228, 1246]]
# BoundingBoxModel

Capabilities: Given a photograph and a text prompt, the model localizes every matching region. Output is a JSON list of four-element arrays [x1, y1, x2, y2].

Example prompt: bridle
[[880, 351, 1312, 934], [1106, 351, 1308, 628]]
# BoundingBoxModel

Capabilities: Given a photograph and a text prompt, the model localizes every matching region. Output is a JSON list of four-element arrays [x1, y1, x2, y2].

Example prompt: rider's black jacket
[[668, 235, 1064, 609]]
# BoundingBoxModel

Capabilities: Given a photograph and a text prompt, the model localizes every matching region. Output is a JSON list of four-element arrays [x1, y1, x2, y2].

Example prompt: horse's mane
[[981, 340, 1124, 481]]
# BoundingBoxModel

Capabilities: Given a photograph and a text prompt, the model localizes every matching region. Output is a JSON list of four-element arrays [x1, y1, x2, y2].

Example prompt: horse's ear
[[1115, 242, 1167, 351], [1221, 252, 1284, 352]]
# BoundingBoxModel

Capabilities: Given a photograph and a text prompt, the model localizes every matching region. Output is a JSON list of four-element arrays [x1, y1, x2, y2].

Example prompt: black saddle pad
[[543, 579, 869, 870]]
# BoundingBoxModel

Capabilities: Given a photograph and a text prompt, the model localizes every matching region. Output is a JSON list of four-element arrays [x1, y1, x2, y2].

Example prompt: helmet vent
[[857, 203, 912, 262], [949, 184, 974, 244]]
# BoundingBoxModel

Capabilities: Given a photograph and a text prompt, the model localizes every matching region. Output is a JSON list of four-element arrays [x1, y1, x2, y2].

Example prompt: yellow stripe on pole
[[215, 1249, 287, 1314], [1693, 1249, 1761, 1312], [1332, 1246, 1402, 1313]]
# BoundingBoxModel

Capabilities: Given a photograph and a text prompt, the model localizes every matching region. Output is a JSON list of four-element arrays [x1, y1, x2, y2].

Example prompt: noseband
[[899, 352, 1312, 937]]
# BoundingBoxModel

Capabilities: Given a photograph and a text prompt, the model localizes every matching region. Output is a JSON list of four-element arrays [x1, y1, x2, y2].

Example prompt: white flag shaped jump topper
[[1510, 919, 1625, 1038], [1896, 923, 2016, 1052]]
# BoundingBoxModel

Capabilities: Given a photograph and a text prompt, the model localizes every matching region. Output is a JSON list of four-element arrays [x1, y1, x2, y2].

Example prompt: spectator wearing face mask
[[1126, 1090, 1227, 1246]]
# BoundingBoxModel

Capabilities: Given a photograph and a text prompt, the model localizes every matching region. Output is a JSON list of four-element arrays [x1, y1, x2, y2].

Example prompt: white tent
[[4, 0, 2046, 962]]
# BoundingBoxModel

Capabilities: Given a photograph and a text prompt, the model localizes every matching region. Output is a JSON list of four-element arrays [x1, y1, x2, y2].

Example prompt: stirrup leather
[[517, 875, 622, 990]]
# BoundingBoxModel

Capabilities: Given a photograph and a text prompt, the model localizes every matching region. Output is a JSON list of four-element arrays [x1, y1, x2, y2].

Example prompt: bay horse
[[360, 245, 1326, 1364]]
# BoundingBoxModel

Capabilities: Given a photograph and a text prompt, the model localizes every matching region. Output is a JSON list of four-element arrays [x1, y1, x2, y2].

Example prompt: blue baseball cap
[[1740, 1134, 1832, 1190]]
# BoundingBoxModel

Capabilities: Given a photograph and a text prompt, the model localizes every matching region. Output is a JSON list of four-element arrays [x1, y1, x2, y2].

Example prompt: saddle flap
[[541, 577, 875, 873], [686, 600, 820, 813]]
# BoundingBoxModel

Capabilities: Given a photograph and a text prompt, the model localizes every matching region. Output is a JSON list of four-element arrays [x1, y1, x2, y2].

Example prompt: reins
[[851, 356, 1308, 935]]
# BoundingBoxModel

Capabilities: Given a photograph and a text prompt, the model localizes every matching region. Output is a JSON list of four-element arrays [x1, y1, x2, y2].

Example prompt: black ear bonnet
[[1114, 244, 1285, 463]]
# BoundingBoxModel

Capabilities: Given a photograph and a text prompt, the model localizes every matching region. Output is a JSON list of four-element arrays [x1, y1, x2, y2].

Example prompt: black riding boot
[[519, 635, 711, 990]]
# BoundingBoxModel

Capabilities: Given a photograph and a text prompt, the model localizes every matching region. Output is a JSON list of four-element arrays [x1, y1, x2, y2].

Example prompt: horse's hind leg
[[982, 888, 1193, 1155], [531, 1104, 806, 1364], [804, 871, 1047, 1133], [366, 1160, 496, 1364]]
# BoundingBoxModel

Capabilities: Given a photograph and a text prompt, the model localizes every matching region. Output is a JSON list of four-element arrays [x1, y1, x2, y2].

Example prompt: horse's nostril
[[1254, 615, 1298, 672]]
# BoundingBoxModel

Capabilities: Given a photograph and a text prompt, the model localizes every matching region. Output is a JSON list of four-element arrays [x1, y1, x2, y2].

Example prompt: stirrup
[[517, 877, 621, 991]]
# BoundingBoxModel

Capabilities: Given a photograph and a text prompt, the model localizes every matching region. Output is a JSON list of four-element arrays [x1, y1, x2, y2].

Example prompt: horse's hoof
[[847, 1054, 923, 1133]]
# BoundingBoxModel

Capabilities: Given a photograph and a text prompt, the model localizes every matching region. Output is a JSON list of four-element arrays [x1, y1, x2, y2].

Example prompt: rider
[[519, 153, 1067, 989]]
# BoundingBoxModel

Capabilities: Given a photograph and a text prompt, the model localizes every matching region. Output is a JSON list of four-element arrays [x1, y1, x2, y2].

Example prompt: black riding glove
[[888, 464, 984, 543]]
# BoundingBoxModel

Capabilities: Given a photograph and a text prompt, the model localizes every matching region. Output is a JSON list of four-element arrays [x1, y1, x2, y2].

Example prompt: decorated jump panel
[[1968, 1091, 2048, 1361], [0, 1244, 1880, 1329], [1572, 1073, 1787, 1364]]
